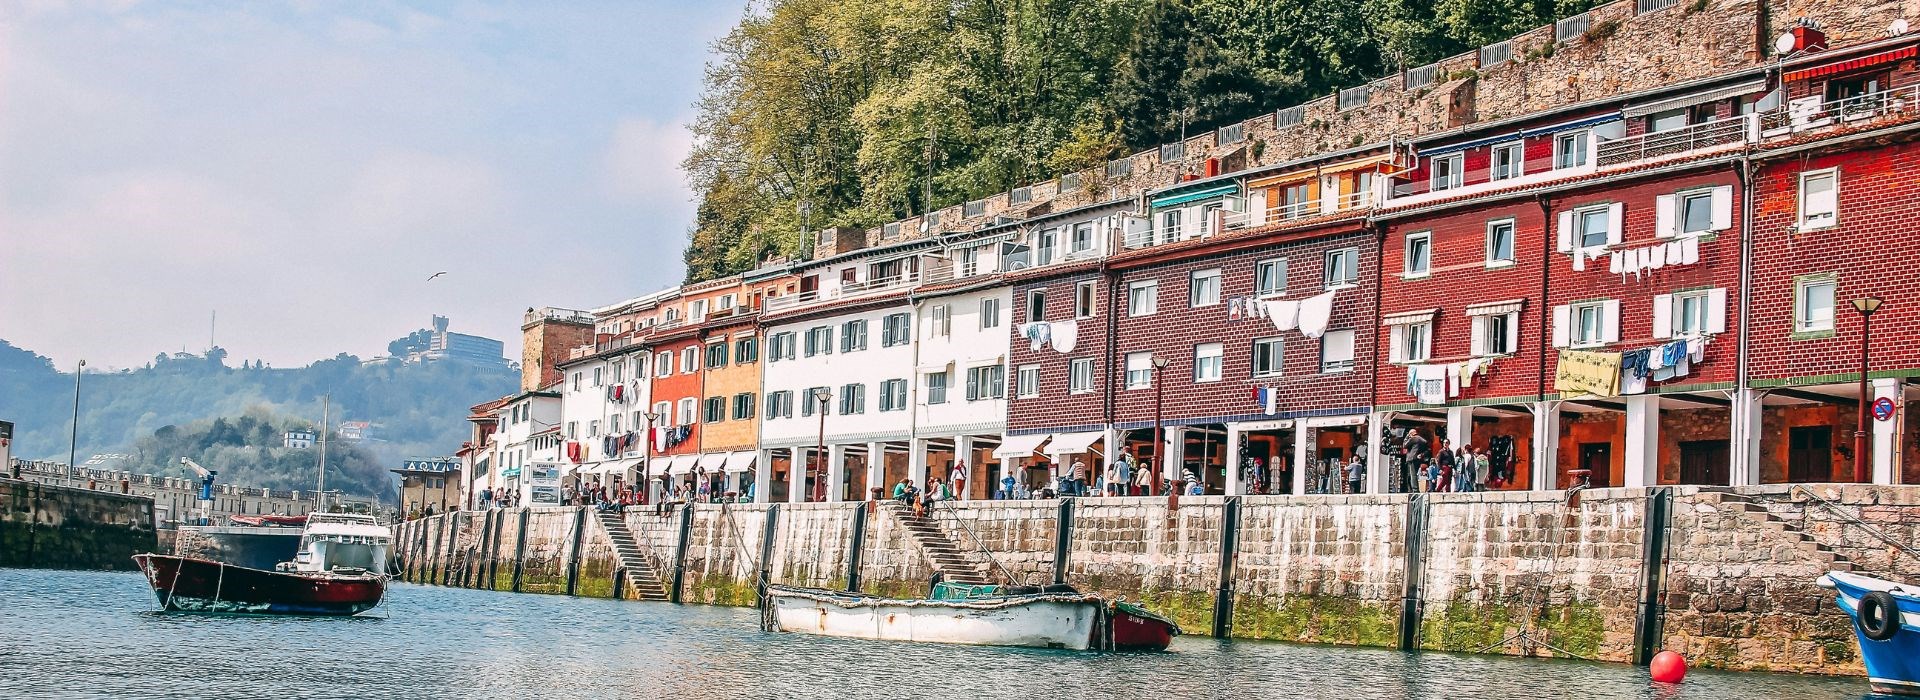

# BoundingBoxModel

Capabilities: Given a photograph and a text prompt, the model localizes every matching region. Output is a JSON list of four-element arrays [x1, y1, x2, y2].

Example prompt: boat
[[1819, 570, 1920, 695], [133, 512, 392, 616], [228, 513, 309, 527], [763, 581, 1180, 651]]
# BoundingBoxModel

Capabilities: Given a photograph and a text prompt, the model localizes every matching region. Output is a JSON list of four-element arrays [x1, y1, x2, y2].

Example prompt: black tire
[[1858, 591, 1901, 642]]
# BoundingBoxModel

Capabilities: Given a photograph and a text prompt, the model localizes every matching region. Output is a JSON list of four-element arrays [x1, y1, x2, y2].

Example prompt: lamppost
[[812, 388, 832, 502], [1852, 296, 1883, 483], [1151, 356, 1169, 496], [67, 359, 85, 471]]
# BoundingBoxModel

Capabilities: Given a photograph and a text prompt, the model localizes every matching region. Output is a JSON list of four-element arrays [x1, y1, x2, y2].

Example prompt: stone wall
[[1069, 498, 1227, 635], [681, 503, 768, 605], [1233, 495, 1406, 647], [0, 478, 157, 570]]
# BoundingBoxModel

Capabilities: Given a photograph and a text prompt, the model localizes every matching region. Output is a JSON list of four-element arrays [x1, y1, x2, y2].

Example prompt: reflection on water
[[0, 569, 1885, 699]]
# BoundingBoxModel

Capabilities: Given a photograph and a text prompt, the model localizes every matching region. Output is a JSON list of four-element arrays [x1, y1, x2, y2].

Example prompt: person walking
[[1345, 453, 1366, 495], [1475, 447, 1492, 492], [950, 462, 968, 501], [1117, 452, 1135, 496], [1454, 445, 1474, 493], [1070, 460, 1088, 497], [1434, 441, 1455, 492]]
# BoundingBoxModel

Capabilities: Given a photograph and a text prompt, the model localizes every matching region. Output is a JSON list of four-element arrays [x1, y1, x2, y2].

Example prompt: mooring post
[[564, 506, 587, 596], [757, 504, 781, 595], [670, 503, 694, 603], [1051, 498, 1075, 585], [845, 501, 869, 592], [441, 513, 462, 587], [1397, 493, 1429, 650], [429, 515, 447, 586], [1212, 496, 1243, 638], [510, 508, 530, 593], [1633, 487, 1674, 665], [485, 509, 505, 590]]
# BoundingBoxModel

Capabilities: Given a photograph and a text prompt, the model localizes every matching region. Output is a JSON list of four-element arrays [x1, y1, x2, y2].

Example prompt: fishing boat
[[133, 512, 392, 616], [763, 582, 1179, 651], [1820, 570, 1920, 695]]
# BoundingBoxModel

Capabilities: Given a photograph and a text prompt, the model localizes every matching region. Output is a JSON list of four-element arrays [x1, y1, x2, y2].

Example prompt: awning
[[993, 433, 1050, 459], [1466, 299, 1527, 317], [1383, 308, 1439, 326], [1622, 80, 1767, 118], [1150, 183, 1238, 209], [697, 452, 729, 472], [1517, 112, 1624, 138], [724, 451, 757, 473], [1044, 431, 1105, 457], [667, 454, 700, 475], [499, 466, 521, 479], [1785, 46, 1917, 83], [595, 458, 641, 476], [1305, 414, 1368, 428]]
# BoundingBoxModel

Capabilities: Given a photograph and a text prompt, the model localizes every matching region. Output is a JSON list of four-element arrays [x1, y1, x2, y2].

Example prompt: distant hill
[[128, 410, 392, 500], [0, 340, 518, 502]]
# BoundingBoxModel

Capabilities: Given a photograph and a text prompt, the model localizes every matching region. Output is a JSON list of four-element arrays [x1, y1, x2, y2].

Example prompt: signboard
[[401, 458, 459, 472], [1873, 397, 1897, 422], [527, 463, 562, 505], [1555, 350, 1622, 398]]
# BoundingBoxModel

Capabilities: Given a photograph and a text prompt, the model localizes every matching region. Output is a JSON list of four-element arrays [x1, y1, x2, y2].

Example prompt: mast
[[317, 395, 330, 511]]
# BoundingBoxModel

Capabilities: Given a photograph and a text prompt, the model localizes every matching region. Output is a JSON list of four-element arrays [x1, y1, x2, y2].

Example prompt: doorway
[[1788, 426, 1831, 483], [1678, 440, 1730, 485], [1578, 442, 1611, 487]]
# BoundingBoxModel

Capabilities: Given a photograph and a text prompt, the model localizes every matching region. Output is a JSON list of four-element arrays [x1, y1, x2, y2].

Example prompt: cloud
[[602, 116, 695, 206]]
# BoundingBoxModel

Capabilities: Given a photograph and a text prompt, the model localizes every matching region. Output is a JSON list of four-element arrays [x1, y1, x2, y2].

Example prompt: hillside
[[682, 0, 1596, 280], [0, 340, 516, 499], [126, 411, 393, 501]]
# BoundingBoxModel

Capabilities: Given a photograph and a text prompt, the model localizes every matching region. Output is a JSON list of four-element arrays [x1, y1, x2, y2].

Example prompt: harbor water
[[0, 568, 1888, 699]]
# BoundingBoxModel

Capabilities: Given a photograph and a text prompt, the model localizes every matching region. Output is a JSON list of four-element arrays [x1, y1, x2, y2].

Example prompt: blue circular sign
[[1873, 397, 1897, 422]]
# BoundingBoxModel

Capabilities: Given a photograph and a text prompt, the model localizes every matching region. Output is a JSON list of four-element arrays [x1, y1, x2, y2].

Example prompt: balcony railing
[[1595, 115, 1751, 167], [763, 272, 922, 312], [1759, 84, 1920, 136]]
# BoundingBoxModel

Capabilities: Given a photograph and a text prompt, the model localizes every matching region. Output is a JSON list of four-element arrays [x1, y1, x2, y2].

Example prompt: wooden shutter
[[1556, 210, 1574, 252], [1710, 185, 1733, 232], [1389, 325, 1406, 363], [1601, 299, 1622, 343], [1551, 305, 1571, 348], [1504, 313, 1521, 354], [1651, 294, 1673, 338], [1605, 203, 1624, 245], [1655, 194, 1676, 238], [1707, 287, 1729, 333], [1470, 316, 1487, 357]]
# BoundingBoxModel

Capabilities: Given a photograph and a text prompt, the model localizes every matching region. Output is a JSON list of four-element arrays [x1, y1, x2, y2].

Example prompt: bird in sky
[[426, 271, 448, 282]]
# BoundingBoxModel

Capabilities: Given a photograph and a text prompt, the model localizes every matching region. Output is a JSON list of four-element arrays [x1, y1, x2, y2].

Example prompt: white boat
[[764, 583, 1179, 651]]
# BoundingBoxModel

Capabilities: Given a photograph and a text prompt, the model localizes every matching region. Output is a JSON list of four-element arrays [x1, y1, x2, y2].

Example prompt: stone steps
[[597, 512, 672, 601], [882, 502, 999, 587], [1693, 491, 1856, 572]]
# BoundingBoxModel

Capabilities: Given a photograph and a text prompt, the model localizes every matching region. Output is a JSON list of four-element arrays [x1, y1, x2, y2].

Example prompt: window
[[592, 367, 603, 386], [1281, 183, 1312, 218], [765, 391, 791, 419], [1026, 290, 1047, 323], [965, 365, 1004, 401], [1321, 330, 1355, 373], [1491, 142, 1523, 180], [678, 347, 696, 374], [703, 397, 726, 423], [882, 313, 911, 347], [1125, 352, 1155, 389], [1474, 313, 1518, 356], [612, 361, 625, 383], [1128, 280, 1158, 316], [735, 336, 759, 364], [566, 421, 577, 439], [1799, 169, 1838, 230], [770, 332, 796, 361], [1431, 154, 1464, 191], [958, 247, 979, 277], [1190, 269, 1221, 307], [1069, 358, 1095, 394], [1325, 247, 1359, 288], [1647, 108, 1688, 133], [1672, 291, 1709, 337], [1256, 258, 1287, 296], [981, 298, 1002, 329], [610, 413, 621, 433], [805, 326, 833, 357], [1486, 220, 1516, 265], [800, 387, 828, 417], [1795, 277, 1836, 334], [1403, 322, 1433, 362], [705, 342, 728, 369], [1016, 365, 1040, 398], [1679, 190, 1713, 236], [1573, 302, 1606, 346], [841, 319, 869, 352], [926, 372, 949, 405], [929, 305, 950, 338], [1555, 130, 1589, 169], [839, 384, 864, 415], [1075, 281, 1096, 318], [1193, 343, 1223, 382], [677, 397, 697, 425], [1037, 228, 1057, 266], [1577, 206, 1611, 248], [730, 393, 754, 420], [1161, 208, 1183, 242], [571, 372, 582, 391], [1251, 337, 1284, 377], [653, 401, 673, 426], [716, 294, 735, 312], [1071, 223, 1095, 253], [655, 351, 673, 377], [1404, 232, 1432, 277], [879, 379, 907, 411]]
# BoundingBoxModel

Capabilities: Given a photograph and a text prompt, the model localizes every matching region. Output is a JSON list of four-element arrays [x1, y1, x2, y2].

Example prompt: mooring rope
[[162, 559, 181, 612]]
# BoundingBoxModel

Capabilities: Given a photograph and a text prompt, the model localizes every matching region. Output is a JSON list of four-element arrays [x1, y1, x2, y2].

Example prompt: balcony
[[762, 272, 922, 313], [525, 307, 594, 325], [1594, 115, 1751, 167], [1759, 84, 1920, 137]]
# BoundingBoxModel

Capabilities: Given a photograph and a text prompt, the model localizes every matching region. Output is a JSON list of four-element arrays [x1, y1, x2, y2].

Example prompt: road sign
[[1872, 397, 1897, 422]]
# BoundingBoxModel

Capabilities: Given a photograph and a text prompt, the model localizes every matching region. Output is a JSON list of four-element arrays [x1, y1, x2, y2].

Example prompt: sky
[[0, 1, 743, 371]]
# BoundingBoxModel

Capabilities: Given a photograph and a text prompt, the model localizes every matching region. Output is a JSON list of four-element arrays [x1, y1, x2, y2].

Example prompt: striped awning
[[1784, 46, 1917, 83], [1622, 80, 1767, 118], [1466, 299, 1527, 317], [1150, 184, 1238, 209], [1382, 308, 1439, 326]]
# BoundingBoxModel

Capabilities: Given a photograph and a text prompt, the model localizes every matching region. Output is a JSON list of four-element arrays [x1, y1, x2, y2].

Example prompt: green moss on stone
[[1231, 594, 1397, 648], [1419, 600, 1604, 659], [1138, 588, 1216, 637]]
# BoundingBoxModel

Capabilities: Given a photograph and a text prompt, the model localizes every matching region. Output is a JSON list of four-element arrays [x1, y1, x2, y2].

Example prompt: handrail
[[1788, 485, 1920, 565], [928, 498, 1022, 586]]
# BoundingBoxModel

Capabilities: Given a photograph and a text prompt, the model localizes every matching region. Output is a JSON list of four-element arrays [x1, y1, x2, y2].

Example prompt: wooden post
[[844, 502, 869, 592], [441, 513, 462, 587], [1211, 496, 1243, 638], [564, 506, 587, 596], [1633, 487, 1674, 665], [510, 508, 530, 593], [485, 509, 506, 590], [1397, 494, 1429, 650], [429, 515, 447, 586], [670, 503, 694, 603], [1051, 498, 1075, 585]]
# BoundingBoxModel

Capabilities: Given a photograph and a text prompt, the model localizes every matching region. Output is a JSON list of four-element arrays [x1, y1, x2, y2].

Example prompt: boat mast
[[317, 394, 329, 512]]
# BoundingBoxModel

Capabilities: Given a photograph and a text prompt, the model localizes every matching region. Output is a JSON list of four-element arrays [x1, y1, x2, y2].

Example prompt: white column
[[955, 435, 976, 500], [1531, 401, 1560, 491], [1292, 426, 1311, 495], [1366, 412, 1389, 494], [1163, 427, 1188, 485], [827, 443, 848, 502], [1872, 378, 1904, 485], [753, 448, 772, 504], [867, 441, 886, 496], [1728, 389, 1764, 486], [786, 447, 806, 504], [1446, 406, 1475, 454], [1623, 395, 1661, 489], [1224, 423, 1245, 496], [909, 438, 929, 488]]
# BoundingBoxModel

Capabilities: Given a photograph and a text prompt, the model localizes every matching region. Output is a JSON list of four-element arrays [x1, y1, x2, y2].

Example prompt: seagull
[[426, 271, 448, 282]]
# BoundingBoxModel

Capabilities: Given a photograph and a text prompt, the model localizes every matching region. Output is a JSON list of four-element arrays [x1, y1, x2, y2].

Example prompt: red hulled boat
[[134, 512, 391, 616]]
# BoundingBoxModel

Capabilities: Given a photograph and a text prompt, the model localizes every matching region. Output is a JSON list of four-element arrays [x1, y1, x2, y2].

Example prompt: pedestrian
[[893, 478, 915, 503], [1475, 447, 1492, 492], [1345, 453, 1365, 495], [1134, 459, 1153, 496], [1103, 461, 1120, 496], [1116, 452, 1134, 496], [1454, 445, 1473, 493], [1435, 442, 1456, 493], [1070, 460, 1088, 497], [950, 462, 968, 501], [999, 472, 1016, 500]]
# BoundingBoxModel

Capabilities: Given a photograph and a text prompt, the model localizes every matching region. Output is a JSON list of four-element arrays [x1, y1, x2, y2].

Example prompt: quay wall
[[0, 478, 157, 571], [391, 484, 1918, 676]]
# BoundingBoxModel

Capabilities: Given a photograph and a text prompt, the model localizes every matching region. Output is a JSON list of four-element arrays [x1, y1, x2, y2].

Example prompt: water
[[0, 569, 1887, 699]]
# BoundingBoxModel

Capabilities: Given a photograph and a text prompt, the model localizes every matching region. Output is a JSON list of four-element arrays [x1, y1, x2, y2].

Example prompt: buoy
[[1650, 650, 1688, 684]]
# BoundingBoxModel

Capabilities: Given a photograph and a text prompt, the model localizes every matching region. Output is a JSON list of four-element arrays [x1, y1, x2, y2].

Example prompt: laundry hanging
[[1297, 290, 1337, 339], [1052, 319, 1079, 353], [1412, 364, 1449, 405], [1263, 299, 1300, 332], [1019, 322, 1053, 351]]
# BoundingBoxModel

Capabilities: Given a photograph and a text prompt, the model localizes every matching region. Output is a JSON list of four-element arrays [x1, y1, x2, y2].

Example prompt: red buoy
[[1650, 650, 1688, 684]]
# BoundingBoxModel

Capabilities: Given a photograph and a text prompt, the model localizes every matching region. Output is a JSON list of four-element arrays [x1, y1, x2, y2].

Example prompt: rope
[[213, 561, 225, 611], [161, 558, 181, 611]]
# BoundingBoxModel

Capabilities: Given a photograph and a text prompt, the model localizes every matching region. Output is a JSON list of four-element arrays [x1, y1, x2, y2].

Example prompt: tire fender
[[1859, 590, 1902, 642]]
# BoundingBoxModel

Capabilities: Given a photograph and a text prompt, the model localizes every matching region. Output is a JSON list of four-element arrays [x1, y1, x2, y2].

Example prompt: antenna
[[209, 310, 216, 351], [317, 395, 330, 511]]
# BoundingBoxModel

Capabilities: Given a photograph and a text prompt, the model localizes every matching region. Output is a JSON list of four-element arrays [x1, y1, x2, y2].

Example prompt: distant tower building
[[386, 316, 506, 366], [520, 307, 595, 392]]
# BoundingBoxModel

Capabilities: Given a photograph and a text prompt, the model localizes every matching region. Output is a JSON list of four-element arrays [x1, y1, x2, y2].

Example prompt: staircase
[[883, 501, 997, 587], [598, 511, 671, 601], [1693, 491, 1856, 572]]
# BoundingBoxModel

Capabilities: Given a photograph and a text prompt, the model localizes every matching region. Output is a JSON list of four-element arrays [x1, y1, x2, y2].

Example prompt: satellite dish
[[1890, 19, 1910, 37], [1773, 31, 1798, 55]]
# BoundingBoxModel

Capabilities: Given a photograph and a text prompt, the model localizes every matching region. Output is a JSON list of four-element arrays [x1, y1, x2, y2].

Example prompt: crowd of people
[[1389, 427, 1498, 493]]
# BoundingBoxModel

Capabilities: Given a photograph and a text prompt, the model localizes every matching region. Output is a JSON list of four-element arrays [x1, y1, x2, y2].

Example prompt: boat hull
[[1109, 603, 1179, 651], [133, 554, 385, 616], [1823, 571, 1920, 696], [768, 586, 1101, 650]]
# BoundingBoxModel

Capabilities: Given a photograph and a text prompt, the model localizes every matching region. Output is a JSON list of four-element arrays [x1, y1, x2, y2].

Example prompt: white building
[[484, 388, 563, 505], [907, 282, 1012, 499], [556, 346, 651, 489]]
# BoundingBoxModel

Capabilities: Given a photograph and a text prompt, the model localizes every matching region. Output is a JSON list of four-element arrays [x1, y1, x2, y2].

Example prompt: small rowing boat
[[764, 582, 1179, 651]]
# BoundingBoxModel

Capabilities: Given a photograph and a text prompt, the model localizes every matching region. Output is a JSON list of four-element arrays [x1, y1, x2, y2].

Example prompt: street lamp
[[1151, 356, 1169, 496], [812, 388, 832, 502], [68, 359, 85, 471], [1852, 296, 1883, 483]]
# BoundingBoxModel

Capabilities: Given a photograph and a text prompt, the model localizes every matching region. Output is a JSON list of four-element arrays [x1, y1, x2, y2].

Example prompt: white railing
[[1760, 84, 1920, 136], [763, 273, 922, 312], [1595, 114, 1752, 166]]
